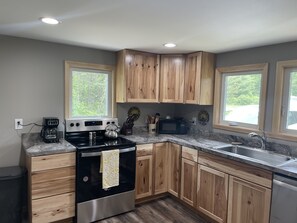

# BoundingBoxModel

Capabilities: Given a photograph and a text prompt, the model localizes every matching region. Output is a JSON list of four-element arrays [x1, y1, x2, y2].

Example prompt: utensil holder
[[148, 124, 156, 135]]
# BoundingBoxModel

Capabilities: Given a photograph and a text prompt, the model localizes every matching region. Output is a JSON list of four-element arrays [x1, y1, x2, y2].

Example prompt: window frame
[[213, 63, 268, 133], [64, 61, 115, 119], [272, 60, 297, 140]]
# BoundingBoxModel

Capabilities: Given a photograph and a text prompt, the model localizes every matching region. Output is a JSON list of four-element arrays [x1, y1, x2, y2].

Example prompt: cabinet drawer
[[137, 144, 153, 156], [32, 192, 75, 223], [31, 152, 75, 172], [182, 146, 198, 162], [32, 166, 75, 199]]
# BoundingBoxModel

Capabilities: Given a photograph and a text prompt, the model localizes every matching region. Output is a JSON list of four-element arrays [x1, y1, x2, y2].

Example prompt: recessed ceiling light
[[164, 43, 176, 48], [40, 17, 60, 25]]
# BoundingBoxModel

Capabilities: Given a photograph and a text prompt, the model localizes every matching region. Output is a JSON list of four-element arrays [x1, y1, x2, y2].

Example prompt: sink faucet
[[248, 132, 266, 150]]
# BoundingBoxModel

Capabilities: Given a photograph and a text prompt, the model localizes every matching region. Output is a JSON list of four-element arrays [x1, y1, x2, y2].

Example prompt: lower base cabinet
[[26, 152, 76, 223], [197, 164, 228, 223], [153, 143, 168, 195], [135, 144, 273, 223], [227, 176, 271, 223], [32, 193, 75, 223], [135, 144, 154, 199], [180, 158, 197, 206], [167, 143, 181, 197]]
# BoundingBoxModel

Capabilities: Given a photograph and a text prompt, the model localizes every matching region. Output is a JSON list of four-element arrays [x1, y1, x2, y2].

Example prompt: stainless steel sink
[[215, 145, 293, 166]]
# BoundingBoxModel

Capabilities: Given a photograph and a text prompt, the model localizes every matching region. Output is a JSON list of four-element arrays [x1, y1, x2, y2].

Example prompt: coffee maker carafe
[[40, 117, 59, 143]]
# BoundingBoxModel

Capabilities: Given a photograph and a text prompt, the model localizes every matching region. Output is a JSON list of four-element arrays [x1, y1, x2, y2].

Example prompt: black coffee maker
[[40, 117, 59, 143]]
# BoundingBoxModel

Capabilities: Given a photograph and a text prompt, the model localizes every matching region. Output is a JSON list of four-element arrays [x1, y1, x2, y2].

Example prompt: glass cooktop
[[66, 136, 135, 150]]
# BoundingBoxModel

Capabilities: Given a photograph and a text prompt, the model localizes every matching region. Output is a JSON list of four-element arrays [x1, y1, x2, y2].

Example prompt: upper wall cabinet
[[116, 49, 160, 103], [184, 52, 215, 105], [160, 55, 186, 103]]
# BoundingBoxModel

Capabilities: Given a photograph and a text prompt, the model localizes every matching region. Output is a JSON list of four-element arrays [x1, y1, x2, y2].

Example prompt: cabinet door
[[227, 176, 271, 223], [184, 52, 214, 105], [180, 158, 197, 206], [197, 165, 228, 223], [116, 50, 159, 103], [135, 155, 153, 199], [160, 55, 185, 103], [153, 143, 168, 194], [168, 143, 181, 197]]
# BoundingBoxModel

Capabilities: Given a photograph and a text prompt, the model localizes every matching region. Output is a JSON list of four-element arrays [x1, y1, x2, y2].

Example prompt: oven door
[[76, 146, 136, 203]]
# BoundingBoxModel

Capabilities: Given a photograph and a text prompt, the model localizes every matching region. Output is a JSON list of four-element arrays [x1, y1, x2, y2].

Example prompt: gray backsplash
[[117, 103, 297, 158]]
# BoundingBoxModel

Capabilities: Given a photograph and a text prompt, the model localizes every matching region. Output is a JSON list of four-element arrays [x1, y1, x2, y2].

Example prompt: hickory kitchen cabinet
[[160, 54, 186, 103], [197, 164, 228, 223], [116, 49, 160, 103], [153, 142, 168, 195], [198, 151, 272, 223], [227, 176, 271, 223], [167, 143, 181, 197], [135, 144, 154, 199], [26, 152, 76, 223], [184, 52, 215, 105], [136, 142, 178, 200], [180, 146, 198, 207]]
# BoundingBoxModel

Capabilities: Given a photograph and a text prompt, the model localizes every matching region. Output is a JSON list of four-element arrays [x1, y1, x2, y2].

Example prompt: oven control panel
[[65, 118, 118, 132]]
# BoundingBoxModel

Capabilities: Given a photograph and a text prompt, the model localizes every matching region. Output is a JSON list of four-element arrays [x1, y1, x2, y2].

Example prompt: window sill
[[213, 124, 260, 134]]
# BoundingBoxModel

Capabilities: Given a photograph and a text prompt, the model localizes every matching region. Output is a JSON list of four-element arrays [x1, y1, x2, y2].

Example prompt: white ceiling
[[1, 0, 297, 54]]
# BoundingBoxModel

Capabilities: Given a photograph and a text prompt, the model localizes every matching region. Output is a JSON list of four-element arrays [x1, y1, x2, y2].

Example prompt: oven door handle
[[80, 147, 135, 157]]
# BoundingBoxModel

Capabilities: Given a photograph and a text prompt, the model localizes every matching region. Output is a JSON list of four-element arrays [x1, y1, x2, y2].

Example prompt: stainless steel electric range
[[65, 118, 136, 223]]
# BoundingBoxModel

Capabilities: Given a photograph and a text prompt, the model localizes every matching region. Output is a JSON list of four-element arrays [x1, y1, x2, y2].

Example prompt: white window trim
[[271, 60, 297, 141], [213, 63, 268, 133], [64, 61, 115, 119]]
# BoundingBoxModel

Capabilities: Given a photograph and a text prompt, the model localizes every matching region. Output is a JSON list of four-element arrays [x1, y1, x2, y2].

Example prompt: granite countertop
[[22, 132, 297, 178], [22, 133, 76, 157], [122, 133, 297, 179]]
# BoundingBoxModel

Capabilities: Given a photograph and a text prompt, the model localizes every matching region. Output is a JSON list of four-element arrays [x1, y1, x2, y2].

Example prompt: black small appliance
[[157, 118, 188, 134], [40, 117, 59, 143]]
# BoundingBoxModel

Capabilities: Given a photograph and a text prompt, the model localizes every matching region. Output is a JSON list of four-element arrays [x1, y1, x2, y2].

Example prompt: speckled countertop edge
[[22, 132, 297, 178], [121, 133, 297, 179], [22, 133, 76, 157]]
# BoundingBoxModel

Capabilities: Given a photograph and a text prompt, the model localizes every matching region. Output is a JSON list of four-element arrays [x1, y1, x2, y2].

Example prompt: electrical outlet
[[15, 119, 23, 130], [191, 117, 197, 125]]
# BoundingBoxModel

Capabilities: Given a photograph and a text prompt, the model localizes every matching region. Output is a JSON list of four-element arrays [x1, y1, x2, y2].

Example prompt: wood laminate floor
[[97, 197, 209, 223]]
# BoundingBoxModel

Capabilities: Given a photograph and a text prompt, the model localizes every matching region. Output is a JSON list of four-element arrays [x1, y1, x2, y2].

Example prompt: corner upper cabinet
[[160, 55, 185, 103], [116, 49, 160, 103], [184, 52, 215, 105]]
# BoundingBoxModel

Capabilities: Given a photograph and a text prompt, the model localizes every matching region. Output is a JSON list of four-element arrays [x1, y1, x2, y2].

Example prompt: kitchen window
[[213, 63, 268, 133], [272, 60, 297, 140], [65, 61, 115, 118]]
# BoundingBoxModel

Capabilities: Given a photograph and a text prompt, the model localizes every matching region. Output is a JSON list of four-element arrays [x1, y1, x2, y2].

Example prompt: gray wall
[[0, 35, 115, 167]]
